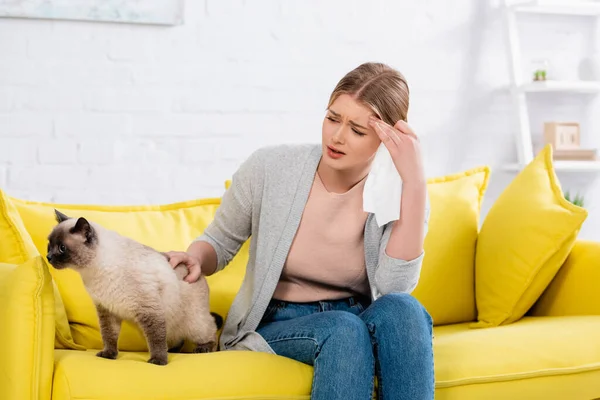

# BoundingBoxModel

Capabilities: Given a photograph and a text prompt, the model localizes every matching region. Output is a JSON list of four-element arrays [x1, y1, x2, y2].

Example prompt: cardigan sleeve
[[193, 148, 265, 272], [373, 193, 431, 295]]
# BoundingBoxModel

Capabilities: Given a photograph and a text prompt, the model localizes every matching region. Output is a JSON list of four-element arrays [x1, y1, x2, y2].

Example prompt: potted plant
[[564, 190, 585, 207]]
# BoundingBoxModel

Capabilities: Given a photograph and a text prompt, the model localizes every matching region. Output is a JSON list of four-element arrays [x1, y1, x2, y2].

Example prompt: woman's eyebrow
[[328, 109, 368, 130]]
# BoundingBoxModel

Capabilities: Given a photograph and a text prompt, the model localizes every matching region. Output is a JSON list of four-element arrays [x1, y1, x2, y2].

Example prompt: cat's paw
[[96, 349, 118, 360], [147, 356, 168, 366], [193, 341, 217, 353]]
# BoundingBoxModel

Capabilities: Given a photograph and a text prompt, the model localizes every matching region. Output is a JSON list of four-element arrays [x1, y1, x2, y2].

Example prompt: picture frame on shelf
[[543, 122, 598, 161], [544, 122, 580, 150]]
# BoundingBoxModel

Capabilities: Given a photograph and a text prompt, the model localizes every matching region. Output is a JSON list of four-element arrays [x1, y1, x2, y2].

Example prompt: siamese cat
[[46, 209, 222, 366]]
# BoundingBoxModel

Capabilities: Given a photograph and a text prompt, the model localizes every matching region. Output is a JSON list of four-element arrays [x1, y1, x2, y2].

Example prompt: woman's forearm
[[187, 240, 218, 276], [385, 181, 427, 261]]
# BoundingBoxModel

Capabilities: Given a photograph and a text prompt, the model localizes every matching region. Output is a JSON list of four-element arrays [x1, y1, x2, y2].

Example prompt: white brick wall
[[0, 166, 6, 190], [0, 0, 599, 240]]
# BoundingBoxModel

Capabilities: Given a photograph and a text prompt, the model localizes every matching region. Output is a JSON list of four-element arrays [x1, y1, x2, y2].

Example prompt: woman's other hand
[[369, 117, 425, 186], [164, 251, 203, 283]]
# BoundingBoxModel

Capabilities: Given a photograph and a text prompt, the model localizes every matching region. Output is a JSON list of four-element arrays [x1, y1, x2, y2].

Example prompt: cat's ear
[[54, 209, 70, 223], [70, 217, 96, 243]]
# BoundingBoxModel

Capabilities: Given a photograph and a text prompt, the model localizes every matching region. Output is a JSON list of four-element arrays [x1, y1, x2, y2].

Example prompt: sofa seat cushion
[[52, 349, 313, 400], [434, 315, 600, 399]]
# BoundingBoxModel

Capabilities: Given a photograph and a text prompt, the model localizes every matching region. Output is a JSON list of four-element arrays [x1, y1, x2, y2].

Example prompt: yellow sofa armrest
[[530, 240, 600, 317], [0, 256, 55, 400]]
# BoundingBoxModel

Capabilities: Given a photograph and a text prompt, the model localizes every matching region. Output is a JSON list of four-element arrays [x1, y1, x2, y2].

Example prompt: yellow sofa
[[1, 145, 599, 400]]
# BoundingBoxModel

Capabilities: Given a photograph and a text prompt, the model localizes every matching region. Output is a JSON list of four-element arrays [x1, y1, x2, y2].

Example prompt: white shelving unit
[[502, 0, 600, 172], [515, 2, 600, 16], [518, 80, 600, 93]]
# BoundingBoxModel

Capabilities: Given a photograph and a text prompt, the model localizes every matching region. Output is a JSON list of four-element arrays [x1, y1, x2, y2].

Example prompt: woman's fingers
[[370, 117, 402, 147], [163, 251, 201, 283], [184, 263, 202, 283], [165, 251, 185, 269], [371, 120, 391, 142]]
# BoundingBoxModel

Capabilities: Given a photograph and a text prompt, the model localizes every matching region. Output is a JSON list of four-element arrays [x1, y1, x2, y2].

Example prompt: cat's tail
[[211, 312, 224, 330]]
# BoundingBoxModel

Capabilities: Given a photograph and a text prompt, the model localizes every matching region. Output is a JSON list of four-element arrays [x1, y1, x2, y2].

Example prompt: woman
[[166, 62, 434, 400]]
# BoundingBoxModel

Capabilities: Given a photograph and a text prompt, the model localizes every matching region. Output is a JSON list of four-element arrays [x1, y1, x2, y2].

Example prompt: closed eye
[[327, 116, 366, 136]]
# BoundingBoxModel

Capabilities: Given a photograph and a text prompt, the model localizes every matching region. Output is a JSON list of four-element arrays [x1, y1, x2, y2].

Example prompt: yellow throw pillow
[[0, 190, 39, 264], [411, 166, 490, 326], [0, 190, 82, 351], [10, 196, 248, 351], [472, 144, 588, 328]]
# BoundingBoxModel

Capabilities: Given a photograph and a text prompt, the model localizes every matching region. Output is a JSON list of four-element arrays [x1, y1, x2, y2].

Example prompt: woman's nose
[[332, 127, 345, 143]]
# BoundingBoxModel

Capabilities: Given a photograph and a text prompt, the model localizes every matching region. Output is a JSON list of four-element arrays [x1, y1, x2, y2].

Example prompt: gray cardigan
[[195, 143, 427, 353]]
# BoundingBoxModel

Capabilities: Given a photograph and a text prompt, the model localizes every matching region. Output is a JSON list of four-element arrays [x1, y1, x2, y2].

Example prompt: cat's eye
[[58, 244, 66, 253]]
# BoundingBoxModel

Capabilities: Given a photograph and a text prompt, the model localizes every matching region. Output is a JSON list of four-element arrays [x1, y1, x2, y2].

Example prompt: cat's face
[[46, 210, 98, 270]]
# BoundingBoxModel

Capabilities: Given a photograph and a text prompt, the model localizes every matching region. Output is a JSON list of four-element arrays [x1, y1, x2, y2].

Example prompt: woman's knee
[[364, 293, 432, 329], [320, 311, 371, 354]]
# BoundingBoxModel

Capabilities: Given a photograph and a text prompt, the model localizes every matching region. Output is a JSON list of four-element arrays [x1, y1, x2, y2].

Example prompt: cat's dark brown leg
[[189, 308, 219, 353], [135, 310, 168, 365], [193, 341, 217, 353], [95, 303, 122, 360], [191, 318, 219, 353]]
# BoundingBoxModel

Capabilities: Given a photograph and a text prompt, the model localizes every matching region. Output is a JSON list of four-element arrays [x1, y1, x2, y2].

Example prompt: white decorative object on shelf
[[0, 0, 184, 26], [579, 54, 600, 81]]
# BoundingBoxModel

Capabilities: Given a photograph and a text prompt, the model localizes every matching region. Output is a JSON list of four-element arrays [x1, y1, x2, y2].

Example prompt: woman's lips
[[327, 146, 345, 159]]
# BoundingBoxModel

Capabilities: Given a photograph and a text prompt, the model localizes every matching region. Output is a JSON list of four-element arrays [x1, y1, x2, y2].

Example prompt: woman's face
[[321, 94, 381, 172]]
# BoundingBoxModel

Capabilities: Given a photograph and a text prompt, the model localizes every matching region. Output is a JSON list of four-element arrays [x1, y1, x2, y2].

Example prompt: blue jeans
[[256, 293, 434, 400]]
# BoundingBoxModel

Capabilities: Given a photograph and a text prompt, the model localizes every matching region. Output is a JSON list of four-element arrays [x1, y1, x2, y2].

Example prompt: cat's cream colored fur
[[47, 213, 218, 365]]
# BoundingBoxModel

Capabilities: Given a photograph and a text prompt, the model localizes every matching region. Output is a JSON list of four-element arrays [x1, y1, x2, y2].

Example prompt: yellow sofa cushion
[[0, 257, 55, 400], [52, 349, 313, 400], [9, 195, 248, 351], [434, 315, 600, 399], [530, 240, 600, 317], [0, 190, 40, 265], [0, 190, 82, 351], [472, 145, 588, 328], [50, 315, 600, 400], [413, 166, 490, 325]]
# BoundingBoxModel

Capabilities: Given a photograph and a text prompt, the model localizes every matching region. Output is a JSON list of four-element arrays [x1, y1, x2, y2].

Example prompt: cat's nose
[[46, 254, 53, 262]]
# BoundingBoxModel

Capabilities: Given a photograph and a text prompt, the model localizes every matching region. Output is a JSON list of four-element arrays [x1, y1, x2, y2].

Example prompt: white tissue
[[363, 143, 402, 227]]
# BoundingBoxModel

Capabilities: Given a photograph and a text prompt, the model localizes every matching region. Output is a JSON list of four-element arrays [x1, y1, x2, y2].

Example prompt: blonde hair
[[327, 62, 410, 126]]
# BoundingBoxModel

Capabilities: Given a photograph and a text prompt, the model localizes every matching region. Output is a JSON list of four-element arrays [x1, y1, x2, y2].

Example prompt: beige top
[[272, 171, 371, 302]]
